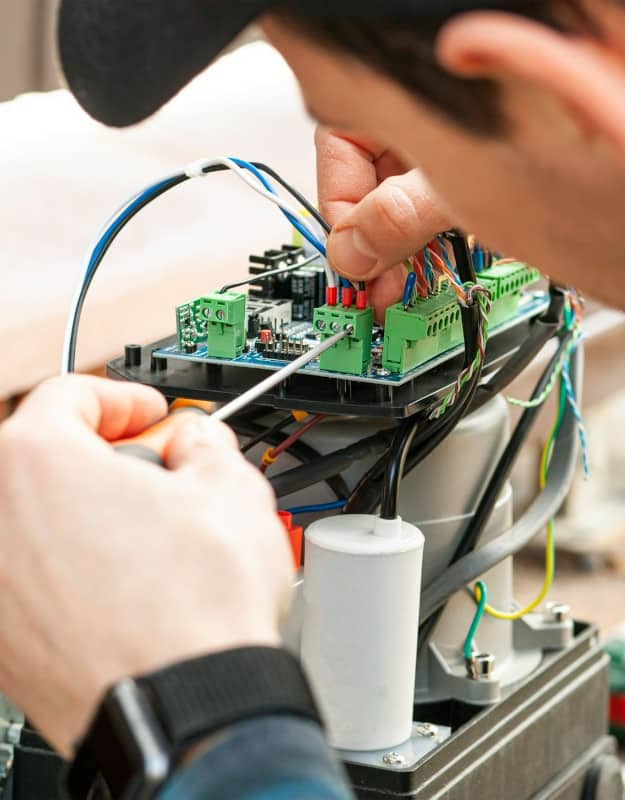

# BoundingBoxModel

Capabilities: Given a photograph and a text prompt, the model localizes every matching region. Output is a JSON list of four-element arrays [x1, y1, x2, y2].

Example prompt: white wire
[[62, 159, 335, 374], [61, 172, 182, 374], [302, 214, 340, 289], [192, 158, 336, 289]]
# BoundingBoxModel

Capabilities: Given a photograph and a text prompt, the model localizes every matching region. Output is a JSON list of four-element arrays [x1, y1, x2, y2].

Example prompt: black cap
[[59, 0, 513, 128]]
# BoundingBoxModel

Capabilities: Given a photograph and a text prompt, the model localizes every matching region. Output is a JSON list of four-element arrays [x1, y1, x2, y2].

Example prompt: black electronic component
[[248, 245, 307, 301], [291, 270, 318, 321], [247, 314, 261, 339], [124, 344, 142, 368]]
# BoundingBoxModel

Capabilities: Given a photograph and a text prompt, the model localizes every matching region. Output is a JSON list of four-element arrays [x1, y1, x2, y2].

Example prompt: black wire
[[379, 299, 480, 520], [219, 253, 322, 294], [270, 431, 392, 499], [240, 414, 294, 454], [233, 421, 351, 501], [253, 163, 331, 234], [66, 174, 189, 372], [417, 326, 574, 650], [367, 232, 480, 520]]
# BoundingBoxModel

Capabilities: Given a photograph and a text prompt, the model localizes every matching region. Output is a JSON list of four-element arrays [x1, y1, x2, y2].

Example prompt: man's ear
[[436, 12, 625, 158]]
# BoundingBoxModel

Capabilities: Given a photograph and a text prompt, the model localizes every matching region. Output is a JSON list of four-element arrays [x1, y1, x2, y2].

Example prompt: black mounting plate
[[108, 308, 546, 419]]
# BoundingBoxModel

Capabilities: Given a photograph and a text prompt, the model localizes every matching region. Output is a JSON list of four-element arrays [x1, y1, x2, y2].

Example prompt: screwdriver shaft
[[211, 326, 353, 424]]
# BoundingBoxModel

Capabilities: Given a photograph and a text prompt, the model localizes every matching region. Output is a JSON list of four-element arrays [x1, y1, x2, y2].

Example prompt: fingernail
[[329, 227, 378, 279]]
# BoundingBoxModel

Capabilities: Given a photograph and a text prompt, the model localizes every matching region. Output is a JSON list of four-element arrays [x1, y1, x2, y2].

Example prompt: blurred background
[[0, 1, 60, 101]]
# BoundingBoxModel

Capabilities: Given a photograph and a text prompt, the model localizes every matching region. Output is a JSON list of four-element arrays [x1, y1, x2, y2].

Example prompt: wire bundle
[[429, 283, 491, 421], [61, 158, 339, 374], [463, 296, 588, 626]]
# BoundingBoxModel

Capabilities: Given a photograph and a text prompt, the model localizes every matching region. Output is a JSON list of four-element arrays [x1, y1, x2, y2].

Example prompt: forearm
[[159, 716, 354, 800]]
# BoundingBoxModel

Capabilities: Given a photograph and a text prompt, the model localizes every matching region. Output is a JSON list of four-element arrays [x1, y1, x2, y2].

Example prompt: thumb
[[327, 170, 451, 281]]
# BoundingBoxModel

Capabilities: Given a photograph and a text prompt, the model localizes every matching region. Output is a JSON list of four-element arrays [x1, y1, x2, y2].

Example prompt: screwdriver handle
[[114, 408, 208, 466]]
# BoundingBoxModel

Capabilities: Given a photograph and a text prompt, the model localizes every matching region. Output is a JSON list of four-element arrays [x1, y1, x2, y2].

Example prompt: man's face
[[262, 10, 625, 306]]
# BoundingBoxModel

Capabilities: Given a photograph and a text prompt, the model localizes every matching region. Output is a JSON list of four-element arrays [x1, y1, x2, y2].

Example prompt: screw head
[[545, 602, 570, 624], [416, 723, 439, 738], [316, 320, 326, 330], [331, 322, 340, 332], [382, 751, 407, 766], [216, 310, 225, 321]]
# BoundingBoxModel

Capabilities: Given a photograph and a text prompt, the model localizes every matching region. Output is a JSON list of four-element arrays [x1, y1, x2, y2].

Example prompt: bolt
[[382, 752, 407, 766], [216, 310, 225, 321], [545, 602, 570, 624], [331, 322, 340, 332], [416, 723, 439, 738], [316, 320, 326, 331], [473, 653, 495, 680], [203, 308, 212, 318]]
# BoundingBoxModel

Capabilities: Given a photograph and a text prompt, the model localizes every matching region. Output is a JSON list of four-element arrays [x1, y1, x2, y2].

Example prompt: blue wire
[[437, 235, 462, 285], [340, 277, 352, 289], [561, 350, 591, 479], [230, 158, 327, 257], [86, 177, 181, 278], [402, 271, 417, 307], [423, 247, 435, 290], [286, 500, 347, 515]]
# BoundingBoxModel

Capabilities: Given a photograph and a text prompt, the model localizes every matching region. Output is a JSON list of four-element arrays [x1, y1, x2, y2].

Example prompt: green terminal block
[[382, 262, 541, 375], [382, 285, 463, 374], [313, 304, 374, 375], [478, 261, 540, 327], [176, 291, 246, 359]]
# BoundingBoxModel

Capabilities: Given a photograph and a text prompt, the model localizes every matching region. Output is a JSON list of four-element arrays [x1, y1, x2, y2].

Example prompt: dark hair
[[280, 2, 597, 133]]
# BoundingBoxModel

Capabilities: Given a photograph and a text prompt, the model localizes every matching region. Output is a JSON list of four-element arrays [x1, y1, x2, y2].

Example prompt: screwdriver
[[114, 325, 353, 465]]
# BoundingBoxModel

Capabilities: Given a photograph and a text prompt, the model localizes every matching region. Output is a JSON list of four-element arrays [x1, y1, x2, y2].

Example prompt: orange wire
[[428, 249, 467, 302]]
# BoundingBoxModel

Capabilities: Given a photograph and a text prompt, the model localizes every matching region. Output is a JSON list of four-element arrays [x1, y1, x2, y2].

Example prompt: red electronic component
[[260, 329, 272, 344], [356, 289, 368, 310], [326, 286, 338, 307], [341, 287, 355, 308], [278, 511, 303, 570]]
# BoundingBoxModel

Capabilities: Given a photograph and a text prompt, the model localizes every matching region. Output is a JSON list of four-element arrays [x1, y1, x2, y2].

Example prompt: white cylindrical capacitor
[[301, 514, 424, 752]]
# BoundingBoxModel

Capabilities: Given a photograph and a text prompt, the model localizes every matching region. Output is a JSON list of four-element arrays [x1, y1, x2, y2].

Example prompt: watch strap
[[138, 647, 322, 755]]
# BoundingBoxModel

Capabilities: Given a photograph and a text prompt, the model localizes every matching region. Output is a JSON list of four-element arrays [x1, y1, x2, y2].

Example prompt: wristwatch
[[62, 647, 321, 800]]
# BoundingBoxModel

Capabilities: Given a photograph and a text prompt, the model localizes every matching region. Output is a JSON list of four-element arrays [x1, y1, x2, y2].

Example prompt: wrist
[[64, 647, 321, 800], [62, 628, 282, 760]]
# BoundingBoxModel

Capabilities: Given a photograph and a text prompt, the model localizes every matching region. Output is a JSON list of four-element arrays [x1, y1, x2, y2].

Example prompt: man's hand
[[316, 129, 452, 318], [0, 376, 292, 758]]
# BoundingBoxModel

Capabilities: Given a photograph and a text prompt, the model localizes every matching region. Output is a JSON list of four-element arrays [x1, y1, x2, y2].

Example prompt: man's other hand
[[316, 129, 452, 319], [0, 376, 292, 757]]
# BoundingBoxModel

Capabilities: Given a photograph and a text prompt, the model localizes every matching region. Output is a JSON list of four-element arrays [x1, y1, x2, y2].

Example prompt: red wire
[[260, 414, 326, 473]]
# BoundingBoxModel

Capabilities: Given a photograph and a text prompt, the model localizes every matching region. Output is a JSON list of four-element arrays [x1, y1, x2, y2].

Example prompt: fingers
[[327, 170, 452, 282], [13, 376, 168, 441], [316, 129, 386, 225], [316, 128, 408, 226], [165, 416, 239, 473], [366, 266, 410, 322]]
